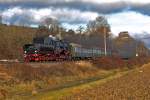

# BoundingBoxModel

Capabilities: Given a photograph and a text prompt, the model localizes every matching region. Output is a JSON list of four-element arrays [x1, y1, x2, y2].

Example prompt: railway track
[[0, 59, 93, 68], [0, 58, 92, 63]]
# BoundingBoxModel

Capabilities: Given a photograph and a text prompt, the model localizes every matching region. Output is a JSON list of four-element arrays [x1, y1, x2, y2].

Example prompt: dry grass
[[93, 56, 150, 70], [0, 88, 8, 100], [0, 57, 149, 99], [0, 61, 108, 99], [63, 63, 150, 100], [0, 24, 37, 59]]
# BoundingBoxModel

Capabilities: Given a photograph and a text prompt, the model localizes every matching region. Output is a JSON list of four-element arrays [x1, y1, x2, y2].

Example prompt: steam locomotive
[[23, 35, 111, 62]]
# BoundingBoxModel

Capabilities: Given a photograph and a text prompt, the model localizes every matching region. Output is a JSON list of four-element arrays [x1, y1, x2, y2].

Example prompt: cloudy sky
[[0, 0, 150, 35]]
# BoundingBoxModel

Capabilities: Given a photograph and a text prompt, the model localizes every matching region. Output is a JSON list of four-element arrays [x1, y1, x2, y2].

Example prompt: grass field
[[0, 61, 128, 100], [62, 63, 150, 100], [26, 69, 129, 100], [0, 57, 149, 100]]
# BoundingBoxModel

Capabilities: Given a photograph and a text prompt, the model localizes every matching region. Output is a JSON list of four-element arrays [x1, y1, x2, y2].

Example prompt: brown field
[[0, 60, 115, 99], [0, 57, 149, 99], [63, 62, 150, 100]]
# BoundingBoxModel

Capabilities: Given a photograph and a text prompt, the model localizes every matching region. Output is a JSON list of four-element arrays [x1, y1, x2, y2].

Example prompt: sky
[[0, 0, 150, 36]]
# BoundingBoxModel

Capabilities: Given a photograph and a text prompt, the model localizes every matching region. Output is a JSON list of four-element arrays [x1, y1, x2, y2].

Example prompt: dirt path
[[63, 63, 150, 100]]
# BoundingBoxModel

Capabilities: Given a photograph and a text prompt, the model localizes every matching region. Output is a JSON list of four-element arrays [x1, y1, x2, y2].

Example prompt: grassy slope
[[0, 24, 37, 59], [0, 61, 113, 98], [63, 63, 150, 100], [21, 68, 130, 100], [0, 60, 130, 100], [0, 57, 149, 100]]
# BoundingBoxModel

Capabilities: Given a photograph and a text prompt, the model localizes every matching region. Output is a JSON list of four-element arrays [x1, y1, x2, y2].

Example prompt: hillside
[[0, 60, 124, 99], [63, 62, 150, 100], [0, 24, 37, 59], [0, 24, 149, 60], [0, 57, 148, 99]]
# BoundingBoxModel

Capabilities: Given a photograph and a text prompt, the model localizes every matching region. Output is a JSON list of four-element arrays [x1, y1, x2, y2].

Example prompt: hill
[[0, 24, 37, 59], [0, 24, 149, 60]]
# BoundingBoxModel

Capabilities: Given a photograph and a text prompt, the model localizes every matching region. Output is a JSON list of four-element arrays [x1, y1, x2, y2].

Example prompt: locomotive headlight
[[35, 50, 37, 53], [24, 51, 27, 53]]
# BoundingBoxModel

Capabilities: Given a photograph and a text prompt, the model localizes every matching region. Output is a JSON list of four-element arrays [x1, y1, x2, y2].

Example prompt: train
[[23, 35, 111, 62]]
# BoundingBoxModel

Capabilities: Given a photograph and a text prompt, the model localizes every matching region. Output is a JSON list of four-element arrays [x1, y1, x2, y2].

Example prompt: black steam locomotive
[[23, 35, 110, 62]]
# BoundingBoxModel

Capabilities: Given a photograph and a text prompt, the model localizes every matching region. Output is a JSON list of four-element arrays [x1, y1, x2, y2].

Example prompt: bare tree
[[87, 16, 110, 35], [87, 21, 96, 33], [86, 16, 113, 54], [76, 26, 84, 34], [42, 17, 60, 34]]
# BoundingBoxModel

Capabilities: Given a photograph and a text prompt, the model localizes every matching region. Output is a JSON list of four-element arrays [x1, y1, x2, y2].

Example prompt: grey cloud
[[1, 7, 97, 26], [1, 1, 150, 27], [2, 8, 39, 26], [46, 2, 150, 16], [0, 1, 150, 15], [0, 1, 128, 14], [133, 32, 150, 48], [130, 4, 150, 15], [9, 14, 33, 26]]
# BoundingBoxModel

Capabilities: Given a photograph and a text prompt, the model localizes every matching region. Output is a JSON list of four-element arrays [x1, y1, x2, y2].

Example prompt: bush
[[92, 56, 150, 70], [92, 56, 126, 70]]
